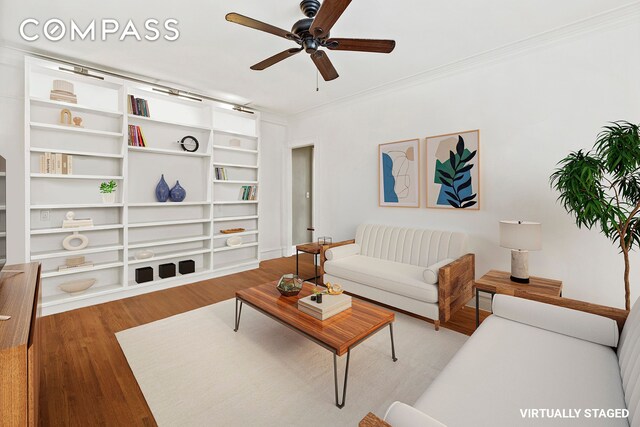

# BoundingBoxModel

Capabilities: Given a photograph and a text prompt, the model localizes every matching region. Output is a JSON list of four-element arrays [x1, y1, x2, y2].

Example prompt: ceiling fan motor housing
[[300, 0, 321, 18]]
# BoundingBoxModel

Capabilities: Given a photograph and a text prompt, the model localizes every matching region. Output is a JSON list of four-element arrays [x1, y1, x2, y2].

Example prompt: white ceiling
[[0, 0, 634, 114]]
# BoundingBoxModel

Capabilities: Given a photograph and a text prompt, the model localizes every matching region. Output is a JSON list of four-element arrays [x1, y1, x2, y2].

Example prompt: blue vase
[[155, 174, 170, 202], [169, 180, 186, 202]]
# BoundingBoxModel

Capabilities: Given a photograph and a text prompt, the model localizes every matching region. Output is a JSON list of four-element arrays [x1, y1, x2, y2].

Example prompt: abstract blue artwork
[[379, 139, 420, 207]]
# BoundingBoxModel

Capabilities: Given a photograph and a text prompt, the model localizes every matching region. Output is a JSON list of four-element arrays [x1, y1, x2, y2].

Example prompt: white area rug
[[116, 299, 467, 427]]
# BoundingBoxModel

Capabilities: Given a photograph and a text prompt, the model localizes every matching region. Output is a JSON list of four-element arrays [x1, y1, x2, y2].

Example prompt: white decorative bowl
[[226, 236, 243, 247], [59, 278, 96, 294], [52, 79, 75, 94], [134, 250, 155, 260]]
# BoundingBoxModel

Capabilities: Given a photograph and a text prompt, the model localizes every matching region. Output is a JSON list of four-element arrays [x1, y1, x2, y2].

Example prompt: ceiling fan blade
[[250, 48, 303, 71], [226, 13, 299, 41], [326, 38, 396, 53], [311, 51, 339, 81], [310, 0, 352, 37]]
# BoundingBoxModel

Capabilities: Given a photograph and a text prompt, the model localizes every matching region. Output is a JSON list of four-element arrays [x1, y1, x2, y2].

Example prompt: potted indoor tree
[[550, 121, 640, 310], [99, 180, 118, 204]]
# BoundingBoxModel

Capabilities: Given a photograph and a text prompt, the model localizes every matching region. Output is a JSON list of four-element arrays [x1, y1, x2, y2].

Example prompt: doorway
[[292, 146, 314, 245]]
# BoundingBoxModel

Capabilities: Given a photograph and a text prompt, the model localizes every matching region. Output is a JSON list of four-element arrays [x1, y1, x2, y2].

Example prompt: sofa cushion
[[324, 243, 360, 261], [423, 258, 454, 285], [355, 224, 467, 268], [618, 297, 640, 427], [492, 295, 619, 347], [324, 255, 438, 303], [414, 316, 628, 426]]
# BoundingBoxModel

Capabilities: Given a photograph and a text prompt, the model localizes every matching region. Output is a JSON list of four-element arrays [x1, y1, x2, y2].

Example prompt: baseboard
[[260, 247, 286, 260]]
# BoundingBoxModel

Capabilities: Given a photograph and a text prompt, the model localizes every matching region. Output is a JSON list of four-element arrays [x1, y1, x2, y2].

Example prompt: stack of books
[[39, 152, 73, 174], [50, 80, 77, 104], [239, 185, 257, 200], [58, 256, 94, 272], [214, 167, 228, 180], [62, 217, 94, 228], [128, 125, 147, 147], [128, 95, 150, 117], [298, 293, 352, 320]]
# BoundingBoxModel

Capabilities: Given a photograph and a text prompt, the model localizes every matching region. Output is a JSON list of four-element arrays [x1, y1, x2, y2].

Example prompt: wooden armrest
[[359, 412, 391, 427], [438, 253, 475, 323], [512, 291, 629, 331], [319, 239, 356, 274]]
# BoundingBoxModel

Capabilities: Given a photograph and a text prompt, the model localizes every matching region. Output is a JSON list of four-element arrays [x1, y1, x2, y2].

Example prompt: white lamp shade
[[499, 220, 542, 251]]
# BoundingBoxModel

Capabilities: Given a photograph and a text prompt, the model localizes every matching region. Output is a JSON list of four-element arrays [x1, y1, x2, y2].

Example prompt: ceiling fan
[[226, 0, 396, 81]]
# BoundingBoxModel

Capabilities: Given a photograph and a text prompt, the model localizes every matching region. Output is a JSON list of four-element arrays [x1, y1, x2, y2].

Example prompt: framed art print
[[379, 139, 420, 208], [426, 130, 480, 210]]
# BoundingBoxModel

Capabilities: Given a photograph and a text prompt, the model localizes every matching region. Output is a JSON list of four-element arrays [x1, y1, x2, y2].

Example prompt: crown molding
[[288, 1, 640, 117]]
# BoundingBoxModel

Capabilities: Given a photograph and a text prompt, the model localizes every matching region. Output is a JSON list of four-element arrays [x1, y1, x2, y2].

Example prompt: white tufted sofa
[[321, 224, 475, 329]]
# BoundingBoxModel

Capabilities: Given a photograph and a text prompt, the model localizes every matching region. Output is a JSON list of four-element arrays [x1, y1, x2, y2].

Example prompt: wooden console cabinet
[[0, 263, 42, 426]]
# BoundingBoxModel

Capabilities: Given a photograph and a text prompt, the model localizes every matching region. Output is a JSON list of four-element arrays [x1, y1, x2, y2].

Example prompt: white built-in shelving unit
[[25, 57, 261, 313]]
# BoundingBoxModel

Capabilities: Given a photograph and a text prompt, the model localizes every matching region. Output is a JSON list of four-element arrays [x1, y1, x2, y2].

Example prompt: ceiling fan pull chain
[[316, 69, 319, 92]]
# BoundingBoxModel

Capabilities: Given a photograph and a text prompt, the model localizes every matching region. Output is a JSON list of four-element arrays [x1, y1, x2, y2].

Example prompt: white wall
[[259, 115, 287, 259], [0, 46, 26, 264], [287, 21, 640, 309]]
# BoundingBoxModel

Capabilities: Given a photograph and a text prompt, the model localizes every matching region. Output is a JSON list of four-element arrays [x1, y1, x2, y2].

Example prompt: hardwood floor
[[39, 254, 488, 426]]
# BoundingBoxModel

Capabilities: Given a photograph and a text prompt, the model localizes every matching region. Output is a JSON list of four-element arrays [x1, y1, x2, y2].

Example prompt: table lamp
[[499, 220, 542, 283]]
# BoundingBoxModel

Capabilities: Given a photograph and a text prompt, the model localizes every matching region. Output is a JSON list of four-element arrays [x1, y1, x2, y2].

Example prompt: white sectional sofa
[[321, 224, 474, 330], [384, 294, 639, 427]]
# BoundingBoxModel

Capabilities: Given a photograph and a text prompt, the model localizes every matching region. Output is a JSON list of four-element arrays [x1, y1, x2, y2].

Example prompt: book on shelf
[[214, 167, 228, 180], [128, 95, 151, 117], [128, 125, 147, 147], [238, 185, 258, 200], [38, 153, 73, 174]]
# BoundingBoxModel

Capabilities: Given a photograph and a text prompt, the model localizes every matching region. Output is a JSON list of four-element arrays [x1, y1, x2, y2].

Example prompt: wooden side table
[[474, 270, 562, 327], [296, 242, 322, 285]]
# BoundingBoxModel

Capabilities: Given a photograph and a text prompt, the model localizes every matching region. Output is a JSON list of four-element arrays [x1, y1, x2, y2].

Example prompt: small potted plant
[[99, 180, 117, 204]]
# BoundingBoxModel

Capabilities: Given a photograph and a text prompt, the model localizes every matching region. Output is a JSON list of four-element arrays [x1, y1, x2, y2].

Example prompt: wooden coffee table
[[234, 281, 397, 408]]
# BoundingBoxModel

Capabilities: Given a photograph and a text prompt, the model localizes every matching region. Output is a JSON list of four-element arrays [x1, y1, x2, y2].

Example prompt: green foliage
[[550, 121, 640, 309], [99, 180, 118, 194], [436, 135, 477, 209]]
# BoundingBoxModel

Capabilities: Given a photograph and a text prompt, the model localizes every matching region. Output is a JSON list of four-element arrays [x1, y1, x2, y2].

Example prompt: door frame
[[285, 137, 317, 255]]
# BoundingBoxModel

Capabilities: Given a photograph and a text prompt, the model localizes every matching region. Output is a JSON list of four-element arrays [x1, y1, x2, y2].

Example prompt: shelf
[[42, 284, 123, 307], [129, 218, 211, 228], [0, 232, 6, 238], [128, 114, 212, 131], [30, 122, 123, 138], [31, 244, 124, 260], [31, 97, 123, 117], [214, 215, 259, 222], [42, 262, 124, 278], [213, 242, 258, 253], [212, 128, 258, 139], [128, 235, 211, 250], [128, 146, 212, 158], [31, 224, 124, 235], [213, 230, 258, 239], [128, 248, 211, 265], [128, 201, 211, 207], [31, 147, 123, 159], [0, 172, 5, 177], [0, 205, 5, 211], [212, 162, 258, 169], [127, 268, 208, 288], [31, 174, 124, 180], [213, 180, 258, 184], [212, 145, 258, 154], [31, 203, 123, 209], [213, 201, 258, 205]]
